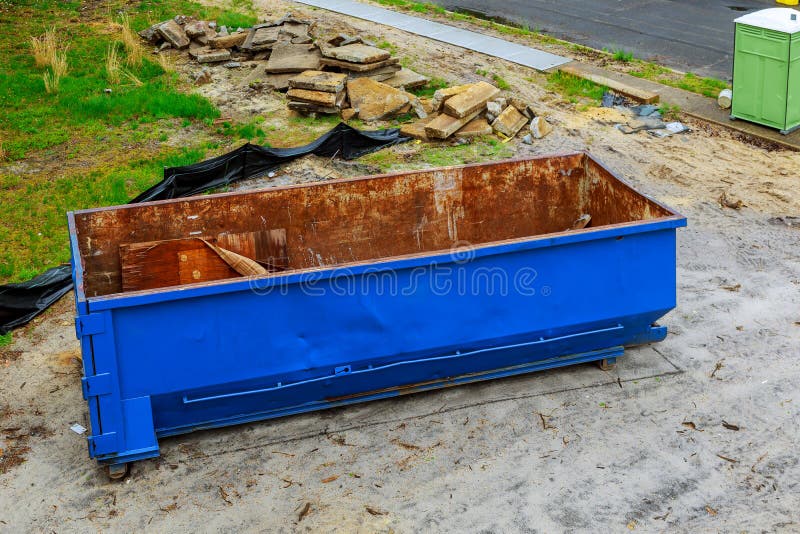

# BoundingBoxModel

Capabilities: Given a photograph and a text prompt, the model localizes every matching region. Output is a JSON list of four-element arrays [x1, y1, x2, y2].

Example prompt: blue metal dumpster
[[68, 153, 686, 474]]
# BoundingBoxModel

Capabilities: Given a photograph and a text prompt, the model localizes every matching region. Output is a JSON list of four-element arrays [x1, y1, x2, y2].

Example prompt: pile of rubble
[[399, 81, 551, 142], [140, 13, 553, 142], [139, 14, 429, 92]]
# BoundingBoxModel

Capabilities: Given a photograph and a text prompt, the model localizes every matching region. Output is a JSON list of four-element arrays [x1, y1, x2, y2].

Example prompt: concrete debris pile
[[286, 70, 347, 114], [139, 13, 430, 93], [399, 81, 551, 142]]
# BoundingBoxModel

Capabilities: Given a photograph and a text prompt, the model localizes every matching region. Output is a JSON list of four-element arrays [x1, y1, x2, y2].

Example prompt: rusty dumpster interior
[[73, 153, 674, 298]]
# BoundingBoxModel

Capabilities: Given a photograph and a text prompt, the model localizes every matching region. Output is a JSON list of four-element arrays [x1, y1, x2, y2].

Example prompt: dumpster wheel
[[597, 357, 617, 371], [107, 463, 129, 480]]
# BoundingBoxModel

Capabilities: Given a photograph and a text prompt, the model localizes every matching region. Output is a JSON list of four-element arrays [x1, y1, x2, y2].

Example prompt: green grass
[[361, 136, 513, 171], [629, 64, 730, 98], [0, 332, 12, 347], [547, 71, 607, 104], [492, 74, 510, 91], [409, 76, 448, 98], [612, 49, 634, 63], [0, 0, 262, 283]]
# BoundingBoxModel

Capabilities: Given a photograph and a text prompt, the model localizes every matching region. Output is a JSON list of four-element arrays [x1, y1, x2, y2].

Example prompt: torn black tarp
[[0, 123, 409, 334], [0, 265, 73, 335], [133, 123, 408, 202]]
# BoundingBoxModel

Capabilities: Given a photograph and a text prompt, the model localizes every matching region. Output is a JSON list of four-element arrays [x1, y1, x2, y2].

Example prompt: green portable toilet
[[732, 8, 800, 134]]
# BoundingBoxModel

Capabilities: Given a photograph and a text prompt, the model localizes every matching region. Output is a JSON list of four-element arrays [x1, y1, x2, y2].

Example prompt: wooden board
[[121, 230, 288, 292]]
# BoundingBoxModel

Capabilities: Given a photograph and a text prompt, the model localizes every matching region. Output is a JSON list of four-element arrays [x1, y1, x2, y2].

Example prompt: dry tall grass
[[32, 26, 69, 93], [105, 43, 121, 84], [30, 27, 58, 67], [119, 14, 143, 66], [42, 49, 68, 94], [156, 51, 176, 73]]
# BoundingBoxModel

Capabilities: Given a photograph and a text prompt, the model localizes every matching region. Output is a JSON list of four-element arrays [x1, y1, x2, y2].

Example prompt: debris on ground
[[718, 89, 732, 109], [719, 192, 744, 210], [140, 13, 552, 141]]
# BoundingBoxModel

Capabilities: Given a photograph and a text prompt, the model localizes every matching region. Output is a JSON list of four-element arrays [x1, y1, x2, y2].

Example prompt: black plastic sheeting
[[133, 123, 408, 202], [0, 124, 408, 335]]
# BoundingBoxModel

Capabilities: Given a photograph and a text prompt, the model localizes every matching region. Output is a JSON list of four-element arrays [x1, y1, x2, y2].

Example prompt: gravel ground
[[1, 1, 799, 532]]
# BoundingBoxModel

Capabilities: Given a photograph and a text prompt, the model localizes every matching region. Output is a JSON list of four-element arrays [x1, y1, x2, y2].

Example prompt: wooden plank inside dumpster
[[120, 230, 288, 291], [121, 238, 239, 291]]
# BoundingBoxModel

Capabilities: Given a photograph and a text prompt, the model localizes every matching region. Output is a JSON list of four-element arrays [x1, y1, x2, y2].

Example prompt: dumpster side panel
[[91, 226, 678, 454]]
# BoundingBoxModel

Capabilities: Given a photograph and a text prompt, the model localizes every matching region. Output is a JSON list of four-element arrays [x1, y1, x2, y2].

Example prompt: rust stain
[[71, 153, 680, 297]]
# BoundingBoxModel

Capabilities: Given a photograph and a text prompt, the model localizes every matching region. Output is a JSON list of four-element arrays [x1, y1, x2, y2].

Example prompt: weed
[[377, 40, 398, 55], [0, 332, 12, 347], [613, 49, 633, 63], [659, 103, 681, 120], [119, 14, 143, 67], [475, 68, 488, 77], [29, 27, 58, 68], [105, 43, 121, 84], [492, 74, 510, 90], [547, 71, 606, 104], [409, 76, 448, 98], [156, 51, 176, 73]]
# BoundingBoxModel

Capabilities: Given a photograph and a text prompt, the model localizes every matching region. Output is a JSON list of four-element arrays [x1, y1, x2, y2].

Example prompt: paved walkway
[[293, 0, 571, 71]]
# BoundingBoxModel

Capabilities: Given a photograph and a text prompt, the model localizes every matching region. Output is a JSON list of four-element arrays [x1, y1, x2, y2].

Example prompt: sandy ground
[[2, 1, 800, 532]]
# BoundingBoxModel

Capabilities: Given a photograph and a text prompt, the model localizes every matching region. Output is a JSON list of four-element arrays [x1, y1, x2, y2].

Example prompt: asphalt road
[[427, 0, 776, 79]]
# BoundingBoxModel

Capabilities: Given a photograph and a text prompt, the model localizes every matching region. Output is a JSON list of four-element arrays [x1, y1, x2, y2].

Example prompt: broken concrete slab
[[530, 116, 553, 139], [262, 72, 295, 91], [455, 117, 492, 138], [322, 43, 390, 64], [491, 105, 528, 137], [288, 70, 347, 93], [347, 77, 410, 121], [430, 83, 478, 112], [265, 43, 321, 73], [139, 21, 167, 43], [210, 32, 247, 49], [254, 26, 281, 44], [443, 81, 501, 118], [403, 92, 427, 119], [195, 49, 231, 63], [287, 88, 342, 107], [384, 68, 429, 89], [184, 21, 209, 38], [424, 108, 481, 139], [341, 108, 356, 121], [509, 96, 535, 119], [342, 64, 402, 81], [319, 56, 399, 72], [288, 101, 340, 114], [158, 19, 190, 49], [400, 115, 437, 140]]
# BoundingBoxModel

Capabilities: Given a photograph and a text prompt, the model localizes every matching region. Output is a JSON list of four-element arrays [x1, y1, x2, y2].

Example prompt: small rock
[[341, 108, 356, 121], [485, 112, 496, 123], [208, 21, 217, 29], [158, 41, 173, 52], [522, 134, 532, 144], [495, 97, 507, 109], [486, 101, 502, 117], [492, 105, 528, 137], [194, 68, 212, 85], [103, 88, 112, 94], [530, 116, 553, 139], [184, 21, 208, 38], [223, 61, 242, 68], [219, 26, 229, 36], [158, 19, 190, 49]]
